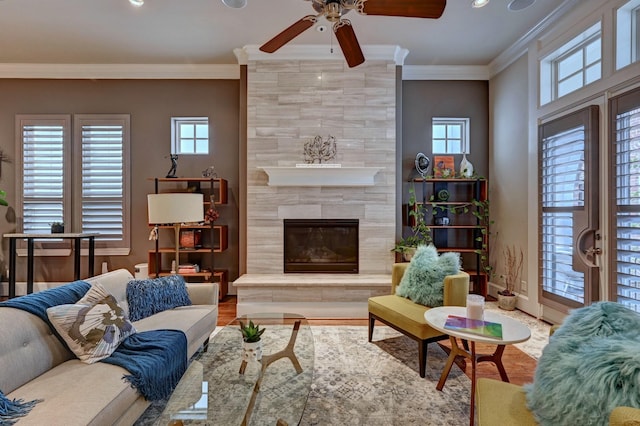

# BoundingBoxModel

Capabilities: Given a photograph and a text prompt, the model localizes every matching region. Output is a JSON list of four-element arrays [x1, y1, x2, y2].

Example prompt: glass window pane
[[558, 51, 583, 80], [448, 140, 462, 154], [558, 73, 584, 98], [180, 124, 194, 138], [447, 124, 461, 139], [433, 140, 446, 153], [195, 124, 208, 138], [585, 38, 601, 65], [195, 140, 208, 154], [585, 62, 601, 85], [433, 125, 446, 139], [180, 140, 194, 153]]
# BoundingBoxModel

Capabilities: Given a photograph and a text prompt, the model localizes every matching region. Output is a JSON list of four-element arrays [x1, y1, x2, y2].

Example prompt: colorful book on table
[[443, 315, 503, 339]]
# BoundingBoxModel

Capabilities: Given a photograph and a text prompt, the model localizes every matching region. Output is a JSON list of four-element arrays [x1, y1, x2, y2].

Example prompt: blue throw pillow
[[126, 275, 192, 322], [524, 302, 640, 426], [395, 245, 460, 307]]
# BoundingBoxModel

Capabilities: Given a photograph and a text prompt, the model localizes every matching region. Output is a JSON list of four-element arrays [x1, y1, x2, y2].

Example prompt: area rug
[[135, 325, 471, 425]]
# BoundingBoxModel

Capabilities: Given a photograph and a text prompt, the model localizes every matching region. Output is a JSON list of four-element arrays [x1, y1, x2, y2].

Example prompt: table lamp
[[148, 193, 204, 274]]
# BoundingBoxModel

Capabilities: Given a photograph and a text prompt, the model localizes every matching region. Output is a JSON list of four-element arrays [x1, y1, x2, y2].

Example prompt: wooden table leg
[[240, 320, 304, 425], [435, 338, 509, 426], [470, 341, 477, 426]]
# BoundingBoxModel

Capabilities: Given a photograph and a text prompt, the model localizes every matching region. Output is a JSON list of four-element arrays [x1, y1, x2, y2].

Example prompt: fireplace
[[283, 219, 359, 273]]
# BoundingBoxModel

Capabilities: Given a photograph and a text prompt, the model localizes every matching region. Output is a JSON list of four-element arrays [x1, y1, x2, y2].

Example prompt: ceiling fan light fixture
[[471, 0, 490, 8], [129, 0, 144, 7], [221, 0, 247, 8]]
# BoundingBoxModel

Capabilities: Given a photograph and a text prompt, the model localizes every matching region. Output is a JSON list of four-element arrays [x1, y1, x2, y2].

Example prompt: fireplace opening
[[284, 219, 359, 273]]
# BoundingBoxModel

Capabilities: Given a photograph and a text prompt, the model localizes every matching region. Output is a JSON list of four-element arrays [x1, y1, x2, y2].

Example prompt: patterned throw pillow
[[126, 275, 192, 322], [395, 245, 461, 307], [46, 282, 137, 364]]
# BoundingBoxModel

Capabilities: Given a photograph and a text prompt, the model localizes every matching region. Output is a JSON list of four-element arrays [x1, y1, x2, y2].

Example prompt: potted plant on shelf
[[0, 189, 7, 207], [498, 245, 524, 310], [239, 320, 265, 362], [392, 186, 432, 261], [50, 222, 64, 233]]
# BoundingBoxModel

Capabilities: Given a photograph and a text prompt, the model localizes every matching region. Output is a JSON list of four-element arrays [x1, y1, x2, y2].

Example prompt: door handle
[[584, 247, 602, 256]]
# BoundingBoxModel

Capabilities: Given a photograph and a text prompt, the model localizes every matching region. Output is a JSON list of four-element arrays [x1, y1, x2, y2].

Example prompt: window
[[540, 23, 602, 105], [616, 0, 640, 70], [16, 114, 130, 253], [432, 118, 470, 154], [171, 117, 209, 155]]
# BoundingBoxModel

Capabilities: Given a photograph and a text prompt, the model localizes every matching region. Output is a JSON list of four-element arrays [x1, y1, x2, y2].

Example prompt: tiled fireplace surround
[[234, 50, 400, 318]]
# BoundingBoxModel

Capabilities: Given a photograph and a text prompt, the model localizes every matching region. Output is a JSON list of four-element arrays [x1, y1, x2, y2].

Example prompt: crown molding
[[236, 45, 409, 65], [402, 65, 490, 80], [488, 0, 582, 78], [0, 63, 240, 79]]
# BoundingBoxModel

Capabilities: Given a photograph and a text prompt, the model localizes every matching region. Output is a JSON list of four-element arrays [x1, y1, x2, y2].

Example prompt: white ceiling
[[0, 0, 572, 66]]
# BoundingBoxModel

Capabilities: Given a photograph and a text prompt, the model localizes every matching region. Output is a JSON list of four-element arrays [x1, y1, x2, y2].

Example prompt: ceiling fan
[[259, 0, 447, 68]]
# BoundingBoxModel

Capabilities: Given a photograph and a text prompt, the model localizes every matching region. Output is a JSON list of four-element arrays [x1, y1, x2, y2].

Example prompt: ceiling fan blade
[[333, 20, 365, 68], [359, 0, 446, 19], [259, 15, 318, 53]]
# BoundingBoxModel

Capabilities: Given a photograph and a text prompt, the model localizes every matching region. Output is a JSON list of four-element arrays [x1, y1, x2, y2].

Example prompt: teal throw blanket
[[1, 281, 187, 401]]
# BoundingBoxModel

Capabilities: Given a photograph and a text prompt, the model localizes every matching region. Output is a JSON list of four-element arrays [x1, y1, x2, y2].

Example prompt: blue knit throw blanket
[[1, 280, 188, 405]]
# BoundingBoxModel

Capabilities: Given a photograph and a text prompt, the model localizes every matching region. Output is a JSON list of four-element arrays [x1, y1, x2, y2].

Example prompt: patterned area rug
[[135, 325, 471, 425]]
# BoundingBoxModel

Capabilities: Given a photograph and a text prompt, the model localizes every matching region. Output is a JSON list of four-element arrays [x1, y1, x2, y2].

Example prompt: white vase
[[242, 340, 263, 362], [459, 154, 474, 178]]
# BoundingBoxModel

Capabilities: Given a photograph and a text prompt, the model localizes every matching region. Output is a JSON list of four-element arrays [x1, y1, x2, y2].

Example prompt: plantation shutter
[[19, 116, 71, 234], [610, 93, 640, 313], [75, 115, 130, 250]]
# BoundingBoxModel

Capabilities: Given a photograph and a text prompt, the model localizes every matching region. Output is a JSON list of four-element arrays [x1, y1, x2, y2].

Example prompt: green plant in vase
[[392, 186, 433, 259], [0, 190, 7, 207], [239, 320, 265, 343], [240, 320, 265, 362]]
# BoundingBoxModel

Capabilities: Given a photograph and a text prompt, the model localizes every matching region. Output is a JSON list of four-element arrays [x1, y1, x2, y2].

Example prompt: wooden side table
[[425, 306, 531, 426], [4, 233, 97, 298]]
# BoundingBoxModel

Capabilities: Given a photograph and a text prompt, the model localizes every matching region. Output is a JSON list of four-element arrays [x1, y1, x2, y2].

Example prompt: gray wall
[[0, 79, 240, 285], [402, 80, 489, 182], [0, 77, 489, 291]]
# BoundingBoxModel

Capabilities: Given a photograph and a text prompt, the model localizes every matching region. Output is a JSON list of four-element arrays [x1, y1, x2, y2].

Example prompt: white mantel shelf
[[258, 166, 384, 187]]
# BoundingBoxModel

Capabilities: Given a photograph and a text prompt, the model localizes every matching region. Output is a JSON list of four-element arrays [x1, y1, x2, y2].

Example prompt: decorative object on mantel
[[415, 153, 430, 178], [165, 154, 179, 178], [459, 154, 474, 178], [304, 135, 337, 164]]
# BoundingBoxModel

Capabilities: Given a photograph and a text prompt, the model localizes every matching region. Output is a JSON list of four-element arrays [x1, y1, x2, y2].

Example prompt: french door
[[609, 88, 640, 314], [539, 106, 600, 313]]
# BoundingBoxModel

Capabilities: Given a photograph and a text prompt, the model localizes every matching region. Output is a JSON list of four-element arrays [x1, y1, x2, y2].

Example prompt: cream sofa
[[0, 269, 219, 426]]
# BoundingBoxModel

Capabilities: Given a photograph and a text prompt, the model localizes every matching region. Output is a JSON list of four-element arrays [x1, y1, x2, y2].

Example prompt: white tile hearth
[[234, 273, 390, 319]]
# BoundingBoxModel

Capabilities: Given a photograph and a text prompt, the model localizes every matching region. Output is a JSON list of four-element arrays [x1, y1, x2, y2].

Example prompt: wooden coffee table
[[425, 306, 531, 426], [156, 313, 314, 426]]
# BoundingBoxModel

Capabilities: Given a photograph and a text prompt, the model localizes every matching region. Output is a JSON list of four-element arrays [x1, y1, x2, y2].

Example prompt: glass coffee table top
[[156, 313, 314, 426]]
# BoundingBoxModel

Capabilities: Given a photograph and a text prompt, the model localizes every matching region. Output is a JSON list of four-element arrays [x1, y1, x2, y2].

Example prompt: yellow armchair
[[476, 378, 640, 425], [368, 262, 470, 377]]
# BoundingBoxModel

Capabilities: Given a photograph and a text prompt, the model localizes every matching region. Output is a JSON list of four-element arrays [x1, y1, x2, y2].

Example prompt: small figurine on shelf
[[202, 165, 217, 178], [165, 154, 178, 178], [205, 195, 220, 224]]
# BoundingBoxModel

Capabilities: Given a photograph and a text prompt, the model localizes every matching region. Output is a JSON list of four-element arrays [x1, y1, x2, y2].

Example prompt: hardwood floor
[[219, 295, 537, 386]]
